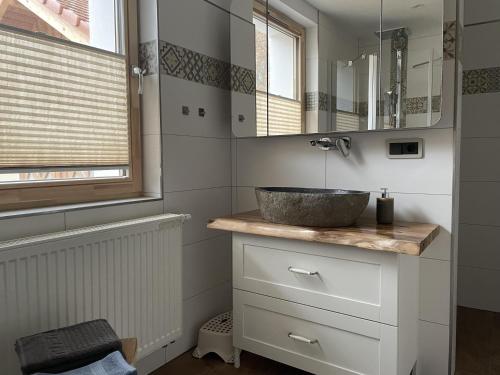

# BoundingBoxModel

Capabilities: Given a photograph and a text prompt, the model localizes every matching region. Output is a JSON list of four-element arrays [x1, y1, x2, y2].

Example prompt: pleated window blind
[[336, 111, 361, 132], [256, 91, 302, 136], [0, 26, 129, 169]]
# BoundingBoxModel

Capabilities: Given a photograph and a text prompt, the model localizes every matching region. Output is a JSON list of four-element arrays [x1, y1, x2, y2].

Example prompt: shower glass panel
[[333, 53, 378, 132], [381, 0, 443, 128]]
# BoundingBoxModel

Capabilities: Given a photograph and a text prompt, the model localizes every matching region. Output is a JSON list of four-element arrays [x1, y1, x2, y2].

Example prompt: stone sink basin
[[255, 187, 370, 227]]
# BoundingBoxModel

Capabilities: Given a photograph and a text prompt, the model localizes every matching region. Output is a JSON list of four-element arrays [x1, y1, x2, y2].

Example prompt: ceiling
[[304, 0, 443, 39]]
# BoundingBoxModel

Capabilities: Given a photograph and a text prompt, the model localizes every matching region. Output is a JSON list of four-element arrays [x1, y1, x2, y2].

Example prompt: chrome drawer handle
[[288, 333, 318, 344], [288, 266, 319, 276]]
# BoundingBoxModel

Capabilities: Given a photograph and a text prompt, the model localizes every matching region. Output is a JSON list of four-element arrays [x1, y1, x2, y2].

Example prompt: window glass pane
[[268, 25, 295, 99], [0, 0, 130, 182], [0, 0, 123, 54], [0, 168, 127, 184]]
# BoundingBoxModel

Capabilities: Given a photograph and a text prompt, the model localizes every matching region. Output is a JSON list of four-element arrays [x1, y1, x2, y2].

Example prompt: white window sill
[[0, 196, 163, 220]]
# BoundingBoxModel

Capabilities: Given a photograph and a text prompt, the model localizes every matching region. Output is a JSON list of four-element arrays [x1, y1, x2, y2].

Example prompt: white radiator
[[0, 213, 189, 374]]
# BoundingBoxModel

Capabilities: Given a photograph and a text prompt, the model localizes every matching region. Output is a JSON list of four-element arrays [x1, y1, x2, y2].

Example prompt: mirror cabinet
[[231, 0, 445, 137]]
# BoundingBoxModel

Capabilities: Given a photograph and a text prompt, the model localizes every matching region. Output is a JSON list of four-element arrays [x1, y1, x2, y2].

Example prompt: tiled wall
[[458, 0, 500, 312], [155, 0, 235, 371]]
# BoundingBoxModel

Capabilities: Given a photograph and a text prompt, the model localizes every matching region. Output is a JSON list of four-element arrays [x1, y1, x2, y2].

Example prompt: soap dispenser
[[377, 188, 394, 225]]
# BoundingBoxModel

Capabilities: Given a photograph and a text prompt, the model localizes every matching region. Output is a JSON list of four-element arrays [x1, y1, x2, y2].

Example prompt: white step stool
[[192, 311, 239, 367]]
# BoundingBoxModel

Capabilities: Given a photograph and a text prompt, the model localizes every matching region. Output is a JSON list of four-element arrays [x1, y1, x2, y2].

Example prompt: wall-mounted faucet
[[310, 137, 351, 157]]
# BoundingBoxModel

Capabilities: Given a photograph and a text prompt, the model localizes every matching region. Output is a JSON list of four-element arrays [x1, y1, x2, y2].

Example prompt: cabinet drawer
[[233, 234, 398, 325], [234, 290, 397, 375]]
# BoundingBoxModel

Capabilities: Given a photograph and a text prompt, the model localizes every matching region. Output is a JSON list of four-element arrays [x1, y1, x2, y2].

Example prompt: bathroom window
[[0, 0, 142, 211], [254, 2, 305, 136]]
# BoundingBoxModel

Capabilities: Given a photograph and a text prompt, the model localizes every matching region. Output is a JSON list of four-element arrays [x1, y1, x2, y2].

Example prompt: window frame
[[0, 0, 143, 211], [253, 0, 306, 133]]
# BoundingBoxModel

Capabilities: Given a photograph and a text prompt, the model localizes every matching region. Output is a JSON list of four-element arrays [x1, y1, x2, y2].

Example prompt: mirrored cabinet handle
[[288, 333, 318, 344], [288, 266, 319, 276]]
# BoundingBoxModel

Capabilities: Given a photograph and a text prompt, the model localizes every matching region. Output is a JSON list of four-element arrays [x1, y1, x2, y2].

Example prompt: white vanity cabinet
[[232, 233, 419, 375], [207, 211, 439, 375]]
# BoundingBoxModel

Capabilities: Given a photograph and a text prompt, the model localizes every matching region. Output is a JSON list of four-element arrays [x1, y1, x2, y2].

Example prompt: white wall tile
[[458, 265, 500, 311], [362, 193, 453, 232], [203, 0, 253, 22], [138, 0, 158, 43], [231, 92, 257, 138], [418, 320, 450, 375], [444, 0, 457, 22], [165, 187, 231, 245], [229, 0, 253, 22], [434, 59, 456, 129], [420, 258, 451, 325], [164, 282, 232, 363], [182, 235, 232, 299], [205, 0, 232, 12], [160, 76, 231, 139], [0, 213, 65, 241], [233, 186, 258, 213], [459, 224, 500, 269], [64, 200, 164, 229], [231, 138, 237, 186], [158, 0, 230, 62], [230, 16, 255, 70], [325, 129, 454, 195], [460, 181, 500, 226], [462, 93, 500, 138], [463, 22, 500, 70], [142, 74, 161, 136], [236, 135, 326, 188], [143, 134, 162, 196], [464, 0, 500, 25], [461, 138, 500, 182], [163, 135, 231, 192]]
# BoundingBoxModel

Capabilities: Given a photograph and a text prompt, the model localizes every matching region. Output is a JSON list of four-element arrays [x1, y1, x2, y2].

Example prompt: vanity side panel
[[397, 254, 420, 375]]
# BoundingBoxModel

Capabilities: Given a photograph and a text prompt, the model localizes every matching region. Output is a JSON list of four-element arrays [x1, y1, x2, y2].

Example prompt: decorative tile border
[[443, 21, 457, 60], [305, 91, 332, 112], [319, 92, 329, 111], [139, 40, 158, 75], [231, 65, 256, 95], [406, 96, 442, 114], [140, 40, 255, 94], [463, 67, 500, 95], [159, 41, 230, 89], [305, 92, 318, 111]]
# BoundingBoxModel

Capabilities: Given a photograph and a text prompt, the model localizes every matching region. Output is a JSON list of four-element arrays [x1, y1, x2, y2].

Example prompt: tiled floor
[[154, 306, 498, 375], [456, 306, 500, 375], [152, 350, 310, 375]]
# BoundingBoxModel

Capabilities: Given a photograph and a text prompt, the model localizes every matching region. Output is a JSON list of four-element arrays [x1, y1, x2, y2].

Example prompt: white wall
[[458, 0, 500, 312]]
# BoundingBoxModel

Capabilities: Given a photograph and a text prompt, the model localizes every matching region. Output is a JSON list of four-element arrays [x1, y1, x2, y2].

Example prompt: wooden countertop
[[207, 210, 440, 256]]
